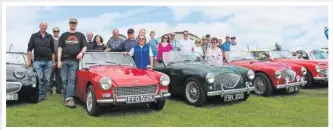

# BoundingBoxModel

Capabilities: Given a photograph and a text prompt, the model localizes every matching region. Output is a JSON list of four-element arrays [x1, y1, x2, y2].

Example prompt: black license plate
[[126, 95, 155, 104], [287, 86, 299, 92], [6, 93, 18, 101], [223, 93, 244, 102]]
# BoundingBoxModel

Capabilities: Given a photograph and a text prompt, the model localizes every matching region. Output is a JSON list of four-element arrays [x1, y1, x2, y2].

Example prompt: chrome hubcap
[[86, 90, 93, 112], [254, 77, 266, 94], [185, 81, 200, 103]]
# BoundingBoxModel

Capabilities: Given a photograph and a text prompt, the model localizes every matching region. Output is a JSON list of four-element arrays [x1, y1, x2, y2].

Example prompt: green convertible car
[[153, 51, 255, 107]]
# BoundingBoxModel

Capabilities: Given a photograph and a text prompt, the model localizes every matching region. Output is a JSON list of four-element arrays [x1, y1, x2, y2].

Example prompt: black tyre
[[86, 85, 101, 116], [302, 70, 313, 89], [28, 87, 39, 103], [149, 99, 165, 110], [183, 77, 207, 107], [253, 72, 273, 97]]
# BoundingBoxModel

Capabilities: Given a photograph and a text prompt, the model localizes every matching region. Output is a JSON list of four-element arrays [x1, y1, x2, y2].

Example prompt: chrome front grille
[[214, 72, 241, 89], [282, 69, 296, 82], [113, 85, 158, 96], [6, 82, 22, 94]]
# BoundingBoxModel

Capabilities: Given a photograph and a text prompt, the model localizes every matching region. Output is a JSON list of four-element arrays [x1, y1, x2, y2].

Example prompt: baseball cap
[[69, 18, 78, 23], [127, 28, 134, 34], [231, 36, 236, 39]]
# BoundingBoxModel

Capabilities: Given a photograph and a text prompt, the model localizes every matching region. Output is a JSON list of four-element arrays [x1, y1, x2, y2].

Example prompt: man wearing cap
[[26, 21, 55, 102], [229, 36, 244, 51], [105, 28, 124, 52], [121, 28, 138, 52], [86, 32, 95, 50], [169, 32, 179, 51], [57, 18, 87, 108], [49, 27, 62, 94]]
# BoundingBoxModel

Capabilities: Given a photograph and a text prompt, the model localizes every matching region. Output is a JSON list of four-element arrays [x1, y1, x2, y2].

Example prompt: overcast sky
[[5, 6, 328, 52]]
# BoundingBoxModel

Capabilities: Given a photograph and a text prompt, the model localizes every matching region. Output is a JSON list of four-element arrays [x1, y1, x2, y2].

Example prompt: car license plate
[[288, 86, 299, 92], [6, 93, 18, 101], [126, 95, 155, 104], [223, 93, 244, 102]]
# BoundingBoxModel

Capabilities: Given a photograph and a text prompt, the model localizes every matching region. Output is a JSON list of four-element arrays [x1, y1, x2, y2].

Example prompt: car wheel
[[86, 85, 100, 116], [183, 77, 207, 107], [302, 70, 313, 89], [253, 72, 273, 97], [149, 99, 165, 110], [28, 87, 39, 103]]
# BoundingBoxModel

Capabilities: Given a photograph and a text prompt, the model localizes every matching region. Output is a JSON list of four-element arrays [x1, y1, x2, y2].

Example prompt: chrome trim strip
[[313, 76, 328, 81], [6, 82, 22, 94]]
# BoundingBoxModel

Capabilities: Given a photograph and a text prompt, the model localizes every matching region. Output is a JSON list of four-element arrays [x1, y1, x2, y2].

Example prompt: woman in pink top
[[156, 34, 173, 61]]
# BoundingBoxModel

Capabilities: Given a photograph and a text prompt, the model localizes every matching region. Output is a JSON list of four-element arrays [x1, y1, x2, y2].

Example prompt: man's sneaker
[[65, 99, 76, 108]]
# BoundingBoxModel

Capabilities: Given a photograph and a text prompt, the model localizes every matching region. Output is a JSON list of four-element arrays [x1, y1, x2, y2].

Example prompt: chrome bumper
[[313, 75, 328, 82], [276, 80, 307, 89], [207, 82, 255, 97], [97, 92, 171, 104]]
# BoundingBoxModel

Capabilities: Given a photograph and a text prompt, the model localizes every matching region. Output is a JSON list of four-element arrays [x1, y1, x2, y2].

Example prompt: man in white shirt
[[229, 36, 246, 51], [178, 30, 195, 54]]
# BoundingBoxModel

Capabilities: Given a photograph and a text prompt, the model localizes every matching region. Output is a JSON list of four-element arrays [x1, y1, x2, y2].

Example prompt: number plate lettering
[[126, 95, 155, 104], [223, 93, 244, 102]]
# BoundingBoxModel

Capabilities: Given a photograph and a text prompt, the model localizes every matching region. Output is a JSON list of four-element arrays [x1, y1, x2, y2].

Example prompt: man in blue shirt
[[121, 28, 138, 52], [221, 35, 232, 60]]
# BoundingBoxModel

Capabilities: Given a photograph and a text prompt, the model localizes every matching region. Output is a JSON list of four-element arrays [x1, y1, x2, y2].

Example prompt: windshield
[[309, 50, 327, 60], [81, 52, 136, 67], [225, 51, 257, 62], [6, 53, 26, 64], [163, 51, 201, 65], [269, 51, 294, 59]]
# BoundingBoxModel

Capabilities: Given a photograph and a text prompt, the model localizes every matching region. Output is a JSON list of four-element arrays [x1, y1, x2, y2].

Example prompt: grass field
[[6, 85, 328, 127]]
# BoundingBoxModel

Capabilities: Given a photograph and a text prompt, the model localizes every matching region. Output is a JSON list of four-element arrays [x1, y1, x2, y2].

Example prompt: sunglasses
[[184, 34, 188, 35], [202, 39, 207, 40], [226, 37, 230, 38], [138, 38, 145, 40], [53, 31, 59, 33], [212, 42, 218, 43], [170, 35, 175, 36], [196, 42, 201, 43], [163, 37, 168, 39]]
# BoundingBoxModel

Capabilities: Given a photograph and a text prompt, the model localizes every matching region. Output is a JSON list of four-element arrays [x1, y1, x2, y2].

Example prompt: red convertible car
[[75, 52, 171, 116], [225, 51, 307, 97], [258, 50, 328, 88]]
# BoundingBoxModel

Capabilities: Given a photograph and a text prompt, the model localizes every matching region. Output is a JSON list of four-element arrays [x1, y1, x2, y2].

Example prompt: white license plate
[[288, 86, 299, 92], [126, 95, 155, 104], [223, 93, 244, 102], [6, 93, 18, 101]]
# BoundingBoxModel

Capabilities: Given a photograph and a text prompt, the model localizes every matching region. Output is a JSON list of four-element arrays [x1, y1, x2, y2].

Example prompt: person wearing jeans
[[26, 21, 55, 101], [49, 27, 62, 94], [58, 18, 87, 108]]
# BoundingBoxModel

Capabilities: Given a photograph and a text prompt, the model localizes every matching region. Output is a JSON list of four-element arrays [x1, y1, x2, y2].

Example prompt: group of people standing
[[25, 17, 241, 108]]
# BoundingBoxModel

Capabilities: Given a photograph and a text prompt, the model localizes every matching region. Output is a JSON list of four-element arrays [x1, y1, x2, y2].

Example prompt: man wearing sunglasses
[[49, 27, 62, 94], [57, 18, 87, 108], [169, 32, 180, 51], [178, 30, 195, 54]]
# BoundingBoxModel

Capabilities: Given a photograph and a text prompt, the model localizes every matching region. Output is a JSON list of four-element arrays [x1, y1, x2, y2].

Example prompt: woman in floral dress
[[205, 37, 223, 65]]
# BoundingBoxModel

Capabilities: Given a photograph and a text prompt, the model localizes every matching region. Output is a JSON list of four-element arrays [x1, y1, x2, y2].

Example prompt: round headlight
[[315, 64, 321, 73], [13, 68, 26, 79], [206, 73, 215, 84], [160, 74, 170, 86], [301, 67, 307, 75], [99, 77, 112, 90], [247, 70, 255, 80], [275, 70, 282, 79]]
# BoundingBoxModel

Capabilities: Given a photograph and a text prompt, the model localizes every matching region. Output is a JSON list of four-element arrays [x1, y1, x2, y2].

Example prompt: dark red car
[[225, 51, 307, 97], [256, 50, 328, 88], [75, 52, 171, 116]]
